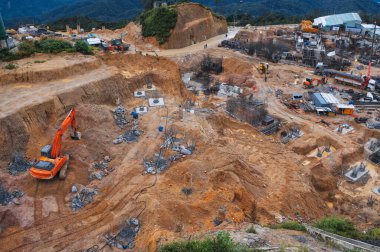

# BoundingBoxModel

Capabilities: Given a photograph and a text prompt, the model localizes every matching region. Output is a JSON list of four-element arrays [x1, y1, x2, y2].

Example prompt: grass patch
[[272, 221, 306, 232], [34, 60, 46, 63], [158, 231, 253, 252], [4, 63, 17, 70], [246, 225, 257, 234], [140, 7, 177, 44], [314, 216, 360, 239]]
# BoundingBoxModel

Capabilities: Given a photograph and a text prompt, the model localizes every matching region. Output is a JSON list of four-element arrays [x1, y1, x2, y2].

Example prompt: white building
[[313, 13, 362, 32]]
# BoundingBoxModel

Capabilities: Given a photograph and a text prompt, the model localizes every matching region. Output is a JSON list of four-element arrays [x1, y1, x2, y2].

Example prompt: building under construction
[[226, 97, 267, 126]]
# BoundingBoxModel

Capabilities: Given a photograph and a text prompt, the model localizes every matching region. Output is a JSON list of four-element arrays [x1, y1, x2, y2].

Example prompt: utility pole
[[370, 19, 377, 62]]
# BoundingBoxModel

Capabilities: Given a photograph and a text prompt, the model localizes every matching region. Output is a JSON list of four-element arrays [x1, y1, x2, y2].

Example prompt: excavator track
[[59, 154, 70, 179]]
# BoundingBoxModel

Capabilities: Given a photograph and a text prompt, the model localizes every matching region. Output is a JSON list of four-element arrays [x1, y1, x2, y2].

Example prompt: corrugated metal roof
[[361, 24, 380, 29], [312, 93, 328, 105], [313, 13, 361, 27], [321, 93, 339, 104]]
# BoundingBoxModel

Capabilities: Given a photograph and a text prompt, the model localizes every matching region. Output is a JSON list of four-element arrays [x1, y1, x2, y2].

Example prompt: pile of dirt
[[217, 58, 256, 87], [90, 22, 159, 51], [163, 3, 227, 49]]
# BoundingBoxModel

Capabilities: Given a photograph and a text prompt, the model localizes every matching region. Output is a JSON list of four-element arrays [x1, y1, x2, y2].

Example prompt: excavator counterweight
[[29, 108, 80, 180]]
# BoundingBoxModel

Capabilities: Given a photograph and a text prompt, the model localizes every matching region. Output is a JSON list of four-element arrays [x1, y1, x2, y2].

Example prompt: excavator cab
[[29, 108, 80, 180]]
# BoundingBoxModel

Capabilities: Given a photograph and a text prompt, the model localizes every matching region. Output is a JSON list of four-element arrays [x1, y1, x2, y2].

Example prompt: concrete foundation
[[148, 98, 164, 107], [135, 107, 148, 114], [134, 91, 146, 98], [145, 84, 157, 91], [364, 138, 380, 159], [335, 124, 353, 135], [345, 163, 369, 182]]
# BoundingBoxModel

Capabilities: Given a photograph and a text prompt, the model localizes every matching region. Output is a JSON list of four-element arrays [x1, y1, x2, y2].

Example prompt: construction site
[[1, 3, 380, 252]]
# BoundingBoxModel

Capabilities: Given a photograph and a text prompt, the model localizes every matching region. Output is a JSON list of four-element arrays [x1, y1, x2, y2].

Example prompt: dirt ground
[[0, 32, 379, 251]]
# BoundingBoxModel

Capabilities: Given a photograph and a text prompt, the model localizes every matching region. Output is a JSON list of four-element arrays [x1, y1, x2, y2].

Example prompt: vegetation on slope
[[314, 216, 380, 242], [140, 7, 178, 44], [158, 232, 252, 252], [0, 38, 93, 62], [272, 221, 307, 232]]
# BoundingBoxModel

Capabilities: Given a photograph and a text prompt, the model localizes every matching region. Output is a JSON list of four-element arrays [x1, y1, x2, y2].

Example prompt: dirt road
[[0, 65, 117, 118], [147, 26, 240, 57]]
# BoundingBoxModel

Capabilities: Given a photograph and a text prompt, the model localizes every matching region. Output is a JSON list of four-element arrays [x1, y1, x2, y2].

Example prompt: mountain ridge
[[2, 0, 380, 27]]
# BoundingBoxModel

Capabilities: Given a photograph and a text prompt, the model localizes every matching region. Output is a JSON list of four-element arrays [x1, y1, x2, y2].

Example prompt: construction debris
[[7, 153, 32, 176], [71, 185, 97, 211], [281, 127, 303, 144], [217, 84, 242, 97], [89, 157, 114, 180], [113, 105, 130, 128], [144, 130, 195, 174], [113, 120, 143, 144], [0, 183, 24, 206], [104, 218, 140, 249]]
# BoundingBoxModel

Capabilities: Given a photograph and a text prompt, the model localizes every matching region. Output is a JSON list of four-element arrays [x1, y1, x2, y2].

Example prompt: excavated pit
[[0, 53, 379, 251]]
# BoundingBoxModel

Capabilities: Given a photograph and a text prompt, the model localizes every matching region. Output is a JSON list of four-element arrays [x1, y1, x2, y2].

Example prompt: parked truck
[[314, 62, 376, 91]]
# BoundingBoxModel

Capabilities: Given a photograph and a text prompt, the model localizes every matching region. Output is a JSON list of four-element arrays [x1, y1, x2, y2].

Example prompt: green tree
[[75, 40, 93, 55]]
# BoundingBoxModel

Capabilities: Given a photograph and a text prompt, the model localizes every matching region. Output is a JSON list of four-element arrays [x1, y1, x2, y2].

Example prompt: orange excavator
[[303, 76, 327, 89], [29, 108, 81, 179]]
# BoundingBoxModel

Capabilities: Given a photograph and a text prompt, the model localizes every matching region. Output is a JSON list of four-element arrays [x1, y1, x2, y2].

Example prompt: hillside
[[197, 0, 380, 16], [40, 0, 142, 23], [163, 3, 228, 49], [0, 0, 78, 25], [2, 0, 380, 27]]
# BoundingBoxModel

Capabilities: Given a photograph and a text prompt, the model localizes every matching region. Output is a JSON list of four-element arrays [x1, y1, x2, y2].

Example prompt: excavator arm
[[362, 62, 371, 90], [50, 108, 79, 158]]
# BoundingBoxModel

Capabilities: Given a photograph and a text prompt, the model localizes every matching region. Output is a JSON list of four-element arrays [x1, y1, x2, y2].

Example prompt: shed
[[336, 104, 355, 115], [312, 92, 340, 108], [313, 13, 362, 30], [312, 93, 329, 107], [320, 93, 339, 104], [361, 24, 380, 36]]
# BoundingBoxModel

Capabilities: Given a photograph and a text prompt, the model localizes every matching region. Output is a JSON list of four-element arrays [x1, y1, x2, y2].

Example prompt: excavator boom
[[51, 108, 78, 158]]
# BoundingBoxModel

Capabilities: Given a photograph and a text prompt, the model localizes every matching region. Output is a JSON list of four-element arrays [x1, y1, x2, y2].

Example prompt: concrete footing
[[148, 98, 164, 107], [344, 163, 369, 182]]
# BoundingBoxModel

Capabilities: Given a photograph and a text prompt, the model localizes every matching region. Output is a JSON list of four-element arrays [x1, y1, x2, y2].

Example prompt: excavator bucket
[[71, 131, 81, 140]]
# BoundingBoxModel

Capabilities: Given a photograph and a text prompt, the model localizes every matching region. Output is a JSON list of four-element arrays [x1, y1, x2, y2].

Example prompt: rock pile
[[7, 154, 32, 176], [113, 120, 143, 144], [113, 105, 129, 128], [0, 183, 24, 206], [89, 156, 114, 180], [105, 218, 140, 249], [71, 185, 97, 211]]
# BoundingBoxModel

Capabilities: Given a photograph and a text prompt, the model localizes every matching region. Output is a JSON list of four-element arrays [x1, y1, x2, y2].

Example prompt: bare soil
[[0, 41, 379, 251]]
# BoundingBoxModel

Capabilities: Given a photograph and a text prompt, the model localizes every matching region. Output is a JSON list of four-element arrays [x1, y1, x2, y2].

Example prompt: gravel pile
[[7, 154, 32, 176]]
